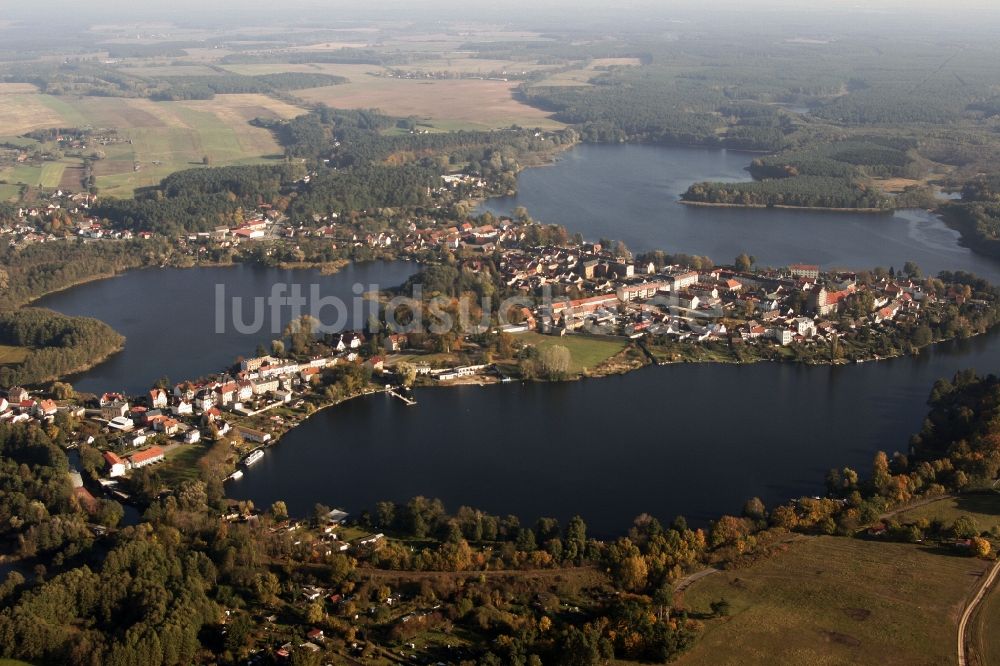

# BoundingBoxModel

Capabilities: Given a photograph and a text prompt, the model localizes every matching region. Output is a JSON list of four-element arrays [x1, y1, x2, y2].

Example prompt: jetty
[[385, 387, 417, 406]]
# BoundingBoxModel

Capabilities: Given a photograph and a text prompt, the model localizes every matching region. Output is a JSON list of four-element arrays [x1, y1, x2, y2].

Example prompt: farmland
[[296, 76, 563, 131], [0, 93, 306, 197], [677, 535, 989, 666], [0, 345, 29, 367], [0, 86, 69, 136]]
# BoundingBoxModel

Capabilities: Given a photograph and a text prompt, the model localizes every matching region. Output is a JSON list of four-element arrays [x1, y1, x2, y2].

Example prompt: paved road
[[958, 557, 1000, 666]]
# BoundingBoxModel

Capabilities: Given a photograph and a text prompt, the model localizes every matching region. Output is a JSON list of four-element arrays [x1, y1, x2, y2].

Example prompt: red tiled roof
[[130, 446, 164, 465]]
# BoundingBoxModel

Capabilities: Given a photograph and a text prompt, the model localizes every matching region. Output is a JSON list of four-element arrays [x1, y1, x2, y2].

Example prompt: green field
[[0, 160, 75, 189], [678, 535, 989, 666], [0, 93, 307, 197], [0, 344, 29, 366], [894, 492, 1000, 534], [157, 443, 210, 487], [0, 183, 23, 201], [969, 572, 1000, 666], [517, 331, 626, 373]]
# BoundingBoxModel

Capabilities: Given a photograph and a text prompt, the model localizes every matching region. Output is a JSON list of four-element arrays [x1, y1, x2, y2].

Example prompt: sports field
[[678, 535, 990, 666]]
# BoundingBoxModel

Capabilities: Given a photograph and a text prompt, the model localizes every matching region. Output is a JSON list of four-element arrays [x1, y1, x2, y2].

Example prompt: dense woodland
[[148, 72, 346, 101], [1, 367, 999, 664], [0, 240, 168, 309], [0, 308, 125, 386], [1, 63, 344, 100], [681, 176, 893, 210]]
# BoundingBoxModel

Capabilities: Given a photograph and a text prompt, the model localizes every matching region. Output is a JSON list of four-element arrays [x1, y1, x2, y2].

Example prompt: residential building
[[129, 446, 165, 469], [104, 451, 127, 478]]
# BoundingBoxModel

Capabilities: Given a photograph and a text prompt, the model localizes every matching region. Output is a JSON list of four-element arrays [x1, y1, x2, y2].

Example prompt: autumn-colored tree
[[619, 555, 649, 592], [872, 451, 892, 497], [971, 536, 992, 559]]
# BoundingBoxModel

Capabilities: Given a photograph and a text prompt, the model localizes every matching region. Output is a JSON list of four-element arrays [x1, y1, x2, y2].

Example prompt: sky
[[4, 0, 999, 36], [13, 0, 1000, 18]]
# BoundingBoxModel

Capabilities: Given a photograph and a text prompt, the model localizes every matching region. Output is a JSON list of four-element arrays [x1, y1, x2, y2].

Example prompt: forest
[[678, 137, 921, 210], [519, 68, 793, 148], [0, 308, 125, 386], [2, 367, 1000, 664], [148, 72, 347, 101], [748, 138, 919, 181], [681, 176, 894, 210], [0, 62, 345, 100], [0, 239, 168, 309]]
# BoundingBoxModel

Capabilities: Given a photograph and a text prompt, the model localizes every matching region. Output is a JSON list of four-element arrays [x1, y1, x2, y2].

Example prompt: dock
[[385, 387, 417, 406]]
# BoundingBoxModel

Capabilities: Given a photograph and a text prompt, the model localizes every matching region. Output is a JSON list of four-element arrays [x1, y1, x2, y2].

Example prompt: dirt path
[[958, 558, 1000, 666], [879, 494, 954, 521], [674, 567, 719, 593]]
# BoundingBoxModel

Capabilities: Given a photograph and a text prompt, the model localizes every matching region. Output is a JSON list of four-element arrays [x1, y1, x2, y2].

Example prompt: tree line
[[0, 308, 125, 386]]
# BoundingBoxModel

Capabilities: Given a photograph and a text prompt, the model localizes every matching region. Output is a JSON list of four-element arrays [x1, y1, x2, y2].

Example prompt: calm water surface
[[40, 145, 1000, 535], [36, 261, 418, 395], [231, 330, 1000, 535], [480, 144, 1000, 283]]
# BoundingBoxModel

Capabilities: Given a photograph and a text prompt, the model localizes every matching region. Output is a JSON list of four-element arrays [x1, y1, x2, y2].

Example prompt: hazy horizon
[[7, 0, 1000, 30]]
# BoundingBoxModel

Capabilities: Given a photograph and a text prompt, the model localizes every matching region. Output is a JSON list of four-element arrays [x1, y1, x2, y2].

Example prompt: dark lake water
[[35, 261, 419, 395], [229, 330, 1000, 535], [39, 144, 1000, 536], [479, 144, 1000, 283]]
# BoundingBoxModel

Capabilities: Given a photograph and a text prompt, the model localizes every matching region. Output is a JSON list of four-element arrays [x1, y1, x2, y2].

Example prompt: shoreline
[[230, 324, 996, 467], [677, 199, 894, 214], [28, 341, 126, 389]]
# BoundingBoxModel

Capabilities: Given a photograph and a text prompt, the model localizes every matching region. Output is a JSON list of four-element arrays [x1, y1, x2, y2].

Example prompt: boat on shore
[[227, 470, 244, 481], [242, 450, 264, 467]]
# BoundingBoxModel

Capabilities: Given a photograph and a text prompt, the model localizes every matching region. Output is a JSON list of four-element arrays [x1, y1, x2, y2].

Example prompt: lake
[[35, 261, 419, 395], [479, 144, 1000, 283], [229, 329, 1000, 536], [40, 144, 1000, 536]]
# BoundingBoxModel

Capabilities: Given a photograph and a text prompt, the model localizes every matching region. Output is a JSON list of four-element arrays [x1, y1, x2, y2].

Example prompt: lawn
[[677, 535, 990, 666], [0, 344, 29, 366], [157, 443, 210, 487], [517, 332, 626, 373], [296, 76, 563, 131], [894, 492, 1000, 534]]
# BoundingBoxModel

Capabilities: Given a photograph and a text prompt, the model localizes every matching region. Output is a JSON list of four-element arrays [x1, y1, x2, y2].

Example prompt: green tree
[[538, 345, 572, 380], [953, 515, 979, 539]]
